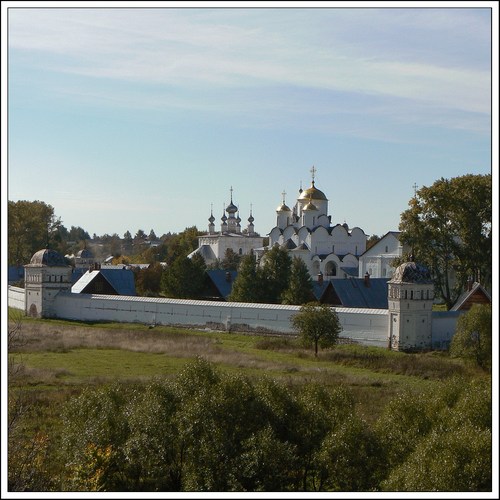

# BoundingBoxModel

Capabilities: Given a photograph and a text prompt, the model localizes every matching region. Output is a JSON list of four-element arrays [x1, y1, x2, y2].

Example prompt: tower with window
[[387, 260, 434, 351], [24, 248, 73, 318]]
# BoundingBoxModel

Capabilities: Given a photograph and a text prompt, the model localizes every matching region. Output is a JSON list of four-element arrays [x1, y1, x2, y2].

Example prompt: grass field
[[9, 312, 476, 423]]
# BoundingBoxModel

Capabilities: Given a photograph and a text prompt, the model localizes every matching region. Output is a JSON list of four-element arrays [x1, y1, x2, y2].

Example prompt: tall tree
[[161, 254, 206, 299], [259, 245, 292, 304], [292, 303, 342, 357], [398, 174, 491, 309], [282, 257, 315, 305], [134, 263, 164, 297], [228, 253, 260, 303], [221, 248, 241, 271], [8, 200, 64, 264]]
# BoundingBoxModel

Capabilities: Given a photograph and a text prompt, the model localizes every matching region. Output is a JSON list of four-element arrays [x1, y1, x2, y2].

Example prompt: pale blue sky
[[4, 3, 495, 239]]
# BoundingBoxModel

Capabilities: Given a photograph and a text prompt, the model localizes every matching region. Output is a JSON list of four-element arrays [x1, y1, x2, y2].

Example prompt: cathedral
[[192, 168, 368, 278], [268, 167, 367, 281]]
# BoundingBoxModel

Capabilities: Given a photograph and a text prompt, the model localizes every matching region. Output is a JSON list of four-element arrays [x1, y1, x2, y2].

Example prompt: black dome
[[29, 248, 68, 267], [391, 261, 432, 284]]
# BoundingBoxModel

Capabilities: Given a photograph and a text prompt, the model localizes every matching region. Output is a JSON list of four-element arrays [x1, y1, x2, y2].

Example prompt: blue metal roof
[[332, 278, 389, 309], [205, 270, 238, 299], [100, 268, 136, 296], [8, 265, 24, 283], [72, 268, 136, 296]]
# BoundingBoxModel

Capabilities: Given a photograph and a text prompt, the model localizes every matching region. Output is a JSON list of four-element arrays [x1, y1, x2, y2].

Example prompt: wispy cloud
[[8, 7, 491, 135]]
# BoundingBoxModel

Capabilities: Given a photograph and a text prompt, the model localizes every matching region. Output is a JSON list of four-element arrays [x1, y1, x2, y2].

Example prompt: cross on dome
[[281, 190, 287, 204], [310, 165, 317, 184]]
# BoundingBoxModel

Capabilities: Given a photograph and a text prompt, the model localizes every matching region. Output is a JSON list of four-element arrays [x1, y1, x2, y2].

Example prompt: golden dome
[[303, 201, 318, 211], [298, 181, 328, 201], [276, 203, 292, 212]]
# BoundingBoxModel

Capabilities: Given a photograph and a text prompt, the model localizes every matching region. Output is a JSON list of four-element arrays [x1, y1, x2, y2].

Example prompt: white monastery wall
[[51, 292, 390, 344], [8, 286, 461, 349], [431, 311, 464, 350], [8, 286, 25, 310]]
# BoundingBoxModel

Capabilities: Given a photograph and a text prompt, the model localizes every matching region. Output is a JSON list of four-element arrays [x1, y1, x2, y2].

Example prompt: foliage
[[59, 358, 377, 492], [282, 257, 315, 305], [8, 309, 54, 491], [163, 226, 202, 265], [161, 254, 206, 299], [377, 376, 492, 492], [258, 245, 292, 303], [450, 304, 492, 371], [292, 303, 342, 356], [8, 200, 65, 264], [134, 263, 164, 297], [228, 253, 260, 302], [315, 415, 386, 491], [221, 248, 242, 270], [398, 174, 491, 309]]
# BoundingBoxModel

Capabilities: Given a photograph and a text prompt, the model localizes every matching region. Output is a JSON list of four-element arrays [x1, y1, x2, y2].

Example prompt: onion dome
[[221, 211, 227, 222], [248, 213, 254, 223], [298, 180, 328, 201], [390, 261, 433, 284], [208, 213, 215, 224], [226, 200, 238, 214], [276, 203, 292, 212], [28, 248, 68, 266], [303, 200, 318, 211], [277, 190, 292, 212]]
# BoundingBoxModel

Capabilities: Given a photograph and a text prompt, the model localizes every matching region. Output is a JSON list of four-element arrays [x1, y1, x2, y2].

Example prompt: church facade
[[268, 168, 367, 281], [190, 188, 265, 266]]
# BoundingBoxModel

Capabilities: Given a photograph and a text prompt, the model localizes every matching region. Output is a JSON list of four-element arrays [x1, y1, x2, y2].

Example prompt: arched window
[[325, 261, 337, 276], [239, 248, 243, 255], [385, 246, 388, 253]]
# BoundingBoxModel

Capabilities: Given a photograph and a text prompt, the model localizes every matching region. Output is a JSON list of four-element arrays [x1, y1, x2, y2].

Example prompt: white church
[[192, 167, 372, 279], [268, 166, 367, 280]]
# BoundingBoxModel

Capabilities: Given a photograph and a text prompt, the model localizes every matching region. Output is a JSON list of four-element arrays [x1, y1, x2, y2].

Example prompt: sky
[[2, 1, 497, 241]]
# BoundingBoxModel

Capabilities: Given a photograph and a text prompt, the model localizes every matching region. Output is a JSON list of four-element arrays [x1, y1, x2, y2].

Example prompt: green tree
[[134, 263, 164, 297], [379, 377, 492, 492], [292, 303, 342, 357], [228, 253, 260, 302], [315, 415, 386, 491], [163, 226, 202, 265], [398, 174, 491, 309], [259, 245, 292, 303], [450, 304, 492, 371], [8, 200, 64, 264], [221, 248, 241, 270], [61, 383, 136, 491], [282, 257, 315, 305], [161, 254, 206, 299]]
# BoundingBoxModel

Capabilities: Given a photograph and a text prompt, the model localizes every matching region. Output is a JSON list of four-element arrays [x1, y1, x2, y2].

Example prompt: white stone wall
[[431, 311, 464, 349], [50, 292, 390, 344], [7, 287, 460, 349], [8, 286, 25, 310]]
